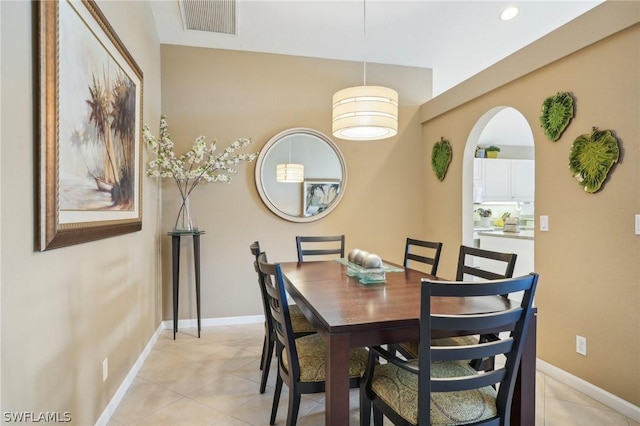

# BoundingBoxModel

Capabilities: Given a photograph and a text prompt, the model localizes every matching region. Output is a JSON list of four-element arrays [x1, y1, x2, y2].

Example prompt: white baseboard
[[160, 314, 264, 330], [94, 315, 264, 425], [95, 324, 163, 425], [537, 359, 640, 422]]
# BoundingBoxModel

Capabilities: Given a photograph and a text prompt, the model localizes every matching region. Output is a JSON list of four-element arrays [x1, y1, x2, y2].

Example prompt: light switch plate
[[540, 215, 549, 231], [103, 358, 108, 382], [635, 215, 640, 235], [576, 335, 587, 356]]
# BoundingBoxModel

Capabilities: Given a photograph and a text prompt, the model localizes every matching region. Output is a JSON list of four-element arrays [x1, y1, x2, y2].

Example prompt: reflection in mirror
[[255, 128, 347, 222]]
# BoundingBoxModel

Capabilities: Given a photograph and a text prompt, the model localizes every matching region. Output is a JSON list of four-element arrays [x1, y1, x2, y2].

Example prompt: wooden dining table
[[280, 259, 537, 426]]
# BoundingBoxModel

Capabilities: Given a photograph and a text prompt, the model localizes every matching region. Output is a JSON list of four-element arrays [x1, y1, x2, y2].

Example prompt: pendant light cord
[[363, 0, 367, 86]]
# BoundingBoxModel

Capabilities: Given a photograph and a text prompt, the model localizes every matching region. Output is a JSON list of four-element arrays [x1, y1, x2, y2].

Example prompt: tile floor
[[108, 323, 638, 426]]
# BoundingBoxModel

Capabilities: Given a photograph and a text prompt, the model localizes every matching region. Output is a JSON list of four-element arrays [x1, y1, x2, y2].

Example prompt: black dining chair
[[452, 245, 519, 370], [360, 273, 539, 426], [403, 238, 443, 276], [393, 238, 444, 359], [250, 242, 315, 394], [257, 253, 368, 425], [456, 245, 517, 281], [295, 235, 345, 262], [397, 245, 518, 371]]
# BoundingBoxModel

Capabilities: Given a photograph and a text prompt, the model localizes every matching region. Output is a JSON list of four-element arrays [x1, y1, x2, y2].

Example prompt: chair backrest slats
[[417, 273, 539, 425], [257, 253, 301, 379], [403, 238, 443, 276], [431, 369, 507, 393], [431, 308, 523, 333], [250, 242, 274, 333], [430, 279, 531, 297], [456, 245, 517, 281], [296, 235, 345, 262], [431, 338, 514, 363]]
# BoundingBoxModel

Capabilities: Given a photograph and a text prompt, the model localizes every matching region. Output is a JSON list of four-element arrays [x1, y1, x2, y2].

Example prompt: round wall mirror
[[255, 128, 347, 222]]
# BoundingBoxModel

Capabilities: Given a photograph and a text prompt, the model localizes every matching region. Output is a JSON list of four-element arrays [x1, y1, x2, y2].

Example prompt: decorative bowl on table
[[337, 252, 404, 284]]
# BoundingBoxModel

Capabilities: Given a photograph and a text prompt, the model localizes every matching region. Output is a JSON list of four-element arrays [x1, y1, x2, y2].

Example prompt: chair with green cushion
[[450, 245, 518, 370], [360, 273, 538, 425], [295, 235, 345, 262], [398, 245, 518, 370], [250, 242, 316, 394], [393, 238, 444, 359], [257, 253, 368, 426]]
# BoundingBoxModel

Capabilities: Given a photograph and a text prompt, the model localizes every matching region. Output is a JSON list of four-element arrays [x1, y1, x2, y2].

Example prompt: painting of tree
[[83, 71, 136, 209]]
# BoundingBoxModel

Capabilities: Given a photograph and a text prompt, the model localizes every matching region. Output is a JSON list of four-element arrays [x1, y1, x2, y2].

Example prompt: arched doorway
[[462, 107, 535, 277]]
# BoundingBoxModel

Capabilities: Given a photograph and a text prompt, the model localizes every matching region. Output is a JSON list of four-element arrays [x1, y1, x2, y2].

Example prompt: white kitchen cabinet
[[474, 158, 534, 202], [473, 158, 484, 202], [473, 158, 484, 180], [482, 159, 511, 201], [510, 159, 535, 201]]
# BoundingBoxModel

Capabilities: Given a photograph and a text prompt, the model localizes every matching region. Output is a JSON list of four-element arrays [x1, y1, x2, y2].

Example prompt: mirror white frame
[[255, 128, 348, 223]]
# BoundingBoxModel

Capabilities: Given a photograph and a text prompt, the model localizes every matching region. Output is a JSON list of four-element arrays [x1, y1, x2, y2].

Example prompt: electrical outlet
[[103, 358, 109, 381], [635, 214, 640, 235], [576, 335, 587, 356]]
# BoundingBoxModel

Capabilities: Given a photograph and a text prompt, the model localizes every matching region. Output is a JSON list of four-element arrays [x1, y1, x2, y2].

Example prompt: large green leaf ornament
[[569, 128, 619, 193], [540, 92, 574, 141], [432, 137, 452, 181]]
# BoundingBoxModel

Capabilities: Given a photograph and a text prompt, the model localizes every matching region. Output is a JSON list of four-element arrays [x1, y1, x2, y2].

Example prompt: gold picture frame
[[38, 0, 143, 251]]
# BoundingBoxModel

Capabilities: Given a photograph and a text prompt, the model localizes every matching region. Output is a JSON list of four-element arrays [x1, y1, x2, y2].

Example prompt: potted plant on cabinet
[[485, 146, 501, 158]]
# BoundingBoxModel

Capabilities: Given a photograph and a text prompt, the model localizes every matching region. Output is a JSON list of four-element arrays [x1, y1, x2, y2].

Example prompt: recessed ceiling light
[[500, 6, 519, 21]]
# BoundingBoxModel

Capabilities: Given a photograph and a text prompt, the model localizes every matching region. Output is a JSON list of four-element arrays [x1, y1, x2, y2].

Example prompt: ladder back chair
[[257, 253, 368, 425], [295, 234, 345, 262], [403, 238, 443, 276], [449, 245, 519, 370], [456, 245, 517, 281], [250, 242, 315, 394], [399, 245, 518, 370], [394, 238, 444, 358], [360, 273, 539, 426]]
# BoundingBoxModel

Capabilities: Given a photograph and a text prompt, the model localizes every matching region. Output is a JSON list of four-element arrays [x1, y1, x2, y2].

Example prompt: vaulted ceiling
[[150, 0, 603, 96]]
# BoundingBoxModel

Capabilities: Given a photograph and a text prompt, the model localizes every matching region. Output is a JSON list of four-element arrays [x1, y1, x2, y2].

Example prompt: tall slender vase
[[175, 194, 196, 231]]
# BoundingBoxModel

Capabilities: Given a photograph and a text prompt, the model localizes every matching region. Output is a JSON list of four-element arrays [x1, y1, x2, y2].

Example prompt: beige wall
[[2, 0, 637, 421], [419, 7, 640, 406], [1, 1, 162, 424], [159, 46, 432, 320]]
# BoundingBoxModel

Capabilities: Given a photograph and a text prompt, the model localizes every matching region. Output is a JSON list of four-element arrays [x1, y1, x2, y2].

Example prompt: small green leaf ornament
[[568, 127, 619, 193], [432, 137, 452, 181], [540, 92, 575, 141]]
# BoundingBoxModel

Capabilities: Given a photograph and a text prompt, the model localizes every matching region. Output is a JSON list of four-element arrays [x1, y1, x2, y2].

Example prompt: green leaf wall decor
[[540, 91, 575, 141], [432, 137, 452, 181], [569, 127, 619, 193]]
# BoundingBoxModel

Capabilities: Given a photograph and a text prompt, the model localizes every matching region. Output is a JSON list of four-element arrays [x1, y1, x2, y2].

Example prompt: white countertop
[[473, 226, 495, 232], [477, 229, 535, 240]]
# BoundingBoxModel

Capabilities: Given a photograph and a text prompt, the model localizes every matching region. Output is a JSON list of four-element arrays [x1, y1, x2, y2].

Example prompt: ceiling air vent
[[179, 0, 236, 35]]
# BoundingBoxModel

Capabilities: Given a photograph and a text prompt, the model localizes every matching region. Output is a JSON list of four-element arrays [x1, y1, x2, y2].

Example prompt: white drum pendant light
[[276, 163, 304, 183], [332, 0, 398, 141], [276, 139, 304, 183], [333, 86, 398, 140]]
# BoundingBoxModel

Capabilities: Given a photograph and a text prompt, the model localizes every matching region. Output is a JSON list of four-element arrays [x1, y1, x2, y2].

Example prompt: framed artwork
[[38, 0, 143, 251], [302, 179, 341, 217]]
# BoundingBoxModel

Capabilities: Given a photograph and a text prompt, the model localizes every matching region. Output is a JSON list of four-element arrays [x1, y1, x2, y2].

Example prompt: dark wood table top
[[280, 260, 515, 334]]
